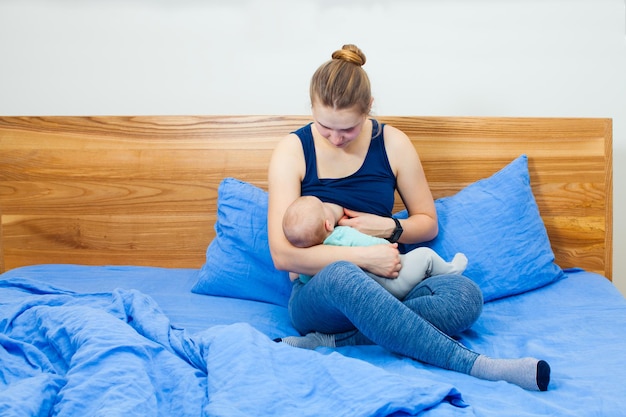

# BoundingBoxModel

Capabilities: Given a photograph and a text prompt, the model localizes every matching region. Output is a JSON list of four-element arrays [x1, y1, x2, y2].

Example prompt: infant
[[282, 195, 468, 299]]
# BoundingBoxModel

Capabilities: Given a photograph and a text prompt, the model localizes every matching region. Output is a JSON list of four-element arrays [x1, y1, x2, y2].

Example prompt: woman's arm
[[387, 124, 438, 244], [267, 134, 402, 279], [338, 124, 438, 244]]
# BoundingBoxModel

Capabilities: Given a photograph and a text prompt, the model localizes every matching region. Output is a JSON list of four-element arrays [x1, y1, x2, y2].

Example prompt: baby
[[282, 195, 468, 299]]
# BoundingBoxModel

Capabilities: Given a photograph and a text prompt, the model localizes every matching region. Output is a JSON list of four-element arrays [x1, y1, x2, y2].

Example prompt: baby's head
[[283, 196, 332, 248]]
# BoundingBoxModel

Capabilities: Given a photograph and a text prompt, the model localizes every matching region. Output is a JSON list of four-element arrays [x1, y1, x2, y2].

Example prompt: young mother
[[267, 44, 550, 391]]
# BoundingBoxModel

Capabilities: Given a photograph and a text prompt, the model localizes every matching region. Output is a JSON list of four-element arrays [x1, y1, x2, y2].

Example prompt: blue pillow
[[191, 178, 292, 306], [196, 156, 563, 306], [398, 155, 564, 302]]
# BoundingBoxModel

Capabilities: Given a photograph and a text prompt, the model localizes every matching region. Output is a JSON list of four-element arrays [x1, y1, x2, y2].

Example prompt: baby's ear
[[324, 219, 334, 232]]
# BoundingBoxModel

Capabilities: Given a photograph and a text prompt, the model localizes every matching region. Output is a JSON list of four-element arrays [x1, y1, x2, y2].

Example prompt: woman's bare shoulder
[[381, 123, 411, 144], [381, 123, 418, 164], [273, 132, 304, 156], [269, 133, 306, 191]]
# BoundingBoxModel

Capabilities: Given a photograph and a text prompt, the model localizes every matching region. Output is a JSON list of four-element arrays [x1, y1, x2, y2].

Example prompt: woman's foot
[[470, 355, 551, 391], [274, 332, 336, 350]]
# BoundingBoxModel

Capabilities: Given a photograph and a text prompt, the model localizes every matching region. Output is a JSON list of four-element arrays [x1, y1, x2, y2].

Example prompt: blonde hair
[[310, 44, 371, 115], [282, 196, 329, 248]]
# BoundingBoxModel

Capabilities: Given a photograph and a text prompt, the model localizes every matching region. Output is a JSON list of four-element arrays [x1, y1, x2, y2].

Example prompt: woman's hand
[[338, 208, 395, 239], [358, 243, 402, 278]]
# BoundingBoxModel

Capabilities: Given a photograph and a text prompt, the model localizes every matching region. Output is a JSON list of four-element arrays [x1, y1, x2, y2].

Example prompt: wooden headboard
[[0, 116, 613, 279]]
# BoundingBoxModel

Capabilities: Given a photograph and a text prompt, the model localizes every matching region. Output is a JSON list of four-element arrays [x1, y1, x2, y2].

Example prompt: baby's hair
[[310, 44, 371, 115], [283, 196, 329, 248]]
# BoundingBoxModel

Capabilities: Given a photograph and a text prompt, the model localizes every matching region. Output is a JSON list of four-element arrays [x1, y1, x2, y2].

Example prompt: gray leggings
[[288, 261, 484, 374]]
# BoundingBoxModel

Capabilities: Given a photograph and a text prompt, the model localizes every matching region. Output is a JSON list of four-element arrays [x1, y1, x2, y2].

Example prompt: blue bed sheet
[[0, 266, 463, 416], [1, 265, 625, 416]]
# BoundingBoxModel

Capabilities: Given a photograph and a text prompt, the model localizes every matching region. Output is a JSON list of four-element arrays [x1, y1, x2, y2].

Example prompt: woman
[[267, 44, 550, 391]]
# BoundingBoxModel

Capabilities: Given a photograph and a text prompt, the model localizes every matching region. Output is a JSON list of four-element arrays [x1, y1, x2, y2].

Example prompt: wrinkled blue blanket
[[0, 278, 464, 416]]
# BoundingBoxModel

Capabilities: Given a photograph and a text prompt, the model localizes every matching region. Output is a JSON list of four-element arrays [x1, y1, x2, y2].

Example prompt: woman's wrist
[[386, 217, 403, 243]]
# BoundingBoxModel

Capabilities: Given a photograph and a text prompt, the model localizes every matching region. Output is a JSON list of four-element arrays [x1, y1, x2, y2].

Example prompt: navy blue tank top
[[294, 119, 396, 217]]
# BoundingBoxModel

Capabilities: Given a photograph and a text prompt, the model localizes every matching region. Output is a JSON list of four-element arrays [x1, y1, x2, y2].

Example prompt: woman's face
[[312, 102, 367, 148]]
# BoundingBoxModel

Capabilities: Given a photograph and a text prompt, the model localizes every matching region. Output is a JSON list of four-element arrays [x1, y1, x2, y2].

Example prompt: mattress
[[1, 264, 625, 416]]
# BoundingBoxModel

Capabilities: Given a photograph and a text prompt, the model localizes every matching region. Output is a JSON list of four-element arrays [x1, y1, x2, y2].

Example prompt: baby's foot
[[451, 253, 468, 274]]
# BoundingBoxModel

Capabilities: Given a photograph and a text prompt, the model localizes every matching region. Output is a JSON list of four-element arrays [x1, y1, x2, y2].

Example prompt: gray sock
[[275, 332, 336, 350], [470, 355, 551, 391]]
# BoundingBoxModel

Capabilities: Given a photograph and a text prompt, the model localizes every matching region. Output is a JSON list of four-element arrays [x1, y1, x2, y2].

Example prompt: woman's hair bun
[[331, 44, 366, 66]]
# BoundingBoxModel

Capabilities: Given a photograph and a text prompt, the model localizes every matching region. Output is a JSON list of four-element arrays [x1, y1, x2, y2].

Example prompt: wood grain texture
[[0, 116, 612, 278]]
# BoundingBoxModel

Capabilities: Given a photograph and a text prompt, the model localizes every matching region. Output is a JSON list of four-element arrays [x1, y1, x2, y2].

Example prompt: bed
[[0, 115, 622, 416]]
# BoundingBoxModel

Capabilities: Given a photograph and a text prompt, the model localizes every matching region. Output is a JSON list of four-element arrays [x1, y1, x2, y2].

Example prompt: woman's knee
[[454, 276, 484, 327], [412, 274, 482, 303], [434, 275, 483, 318], [404, 274, 483, 335]]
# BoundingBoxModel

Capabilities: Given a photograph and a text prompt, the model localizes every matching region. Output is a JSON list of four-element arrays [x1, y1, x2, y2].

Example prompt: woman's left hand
[[338, 208, 393, 239]]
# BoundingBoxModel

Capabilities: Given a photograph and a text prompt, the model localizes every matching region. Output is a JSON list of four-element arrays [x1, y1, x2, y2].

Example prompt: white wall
[[2, 0, 625, 294]]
